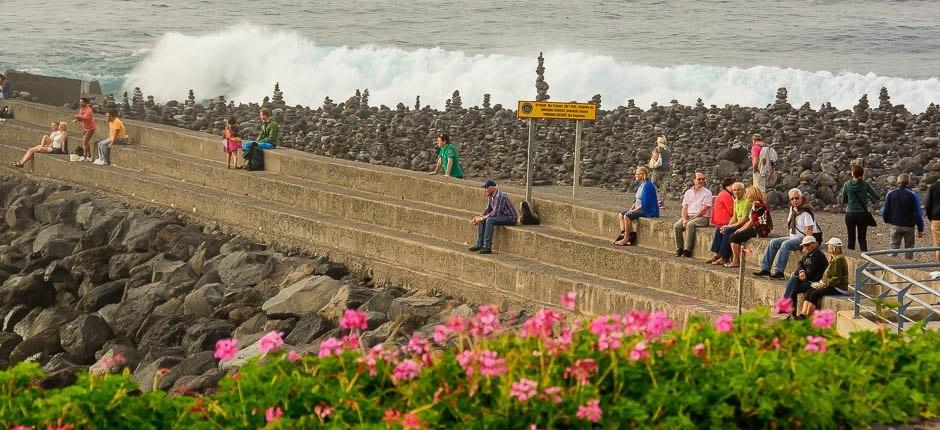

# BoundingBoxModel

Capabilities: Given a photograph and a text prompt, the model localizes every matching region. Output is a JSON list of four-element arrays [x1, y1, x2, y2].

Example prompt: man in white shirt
[[674, 172, 713, 257], [754, 188, 820, 279]]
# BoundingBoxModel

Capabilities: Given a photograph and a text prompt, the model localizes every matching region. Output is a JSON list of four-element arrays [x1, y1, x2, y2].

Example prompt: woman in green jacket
[[841, 164, 879, 251], [799, 237, 849, 318], [428, 134, 463, 179]]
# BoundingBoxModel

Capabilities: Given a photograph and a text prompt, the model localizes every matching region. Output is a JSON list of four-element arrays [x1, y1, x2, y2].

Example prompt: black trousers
[[844, 212, 870, 252]]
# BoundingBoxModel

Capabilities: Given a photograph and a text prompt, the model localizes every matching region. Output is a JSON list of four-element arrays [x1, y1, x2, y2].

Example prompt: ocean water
[[1, 0, 938, 111]]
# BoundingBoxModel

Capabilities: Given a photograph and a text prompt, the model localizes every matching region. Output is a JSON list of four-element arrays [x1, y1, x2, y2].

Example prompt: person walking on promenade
[[927, 179, 940, 263], [674, 171, 713, 257], [94, 110, 127, 166], [882, 173, 925, 259], [13, 122, 68, 167], [223, 117, 242, 169], [614, 166, 659, 246], [428, 133, 463, 179], [0, 74, 12, 99], [727, 185, 769, 268], [754, 188, 819, 279], [841, 164, 879, 252], [648, 136, 671, 208], [782, 236, 829, 319], [72, 97, 96, 161], [750, 133, 767, 191], [799, 238, 849, 319], [468, 179, 516, 255], [704, 177, 736, 264]]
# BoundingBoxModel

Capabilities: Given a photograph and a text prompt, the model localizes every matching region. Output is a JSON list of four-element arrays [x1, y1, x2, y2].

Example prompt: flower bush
[[2, 296, 939, 429]]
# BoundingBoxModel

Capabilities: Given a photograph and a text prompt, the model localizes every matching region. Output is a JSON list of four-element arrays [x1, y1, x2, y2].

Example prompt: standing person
[[882, 173, 925, 259], [72, 97, 96, 161], [94, 110, 127, 166], [927, 179, 940, 263], [614, 166, 659, 246], [13, 122, 68, 167], [428, 133, 463, 178], [468, 179, 516, 255], [0, 74, 12, 99], [841, 164, 879, 251], [673, 171, 713, 257], [754, 188, 819, 279], [648, 136, 671, 208], [782, 236, 829, 319], [223, 117, 242, 169], [799, 238, 849, 318], [727, 186, 770, 268], [750, 134, 767, 191], [704, 177, 736, 264]]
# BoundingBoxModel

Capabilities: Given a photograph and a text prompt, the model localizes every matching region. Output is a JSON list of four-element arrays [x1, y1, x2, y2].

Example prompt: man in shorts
[[72, 97, 96, 161]]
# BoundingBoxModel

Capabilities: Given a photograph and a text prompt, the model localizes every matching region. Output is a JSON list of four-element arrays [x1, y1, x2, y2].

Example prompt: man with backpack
[[882, 173, 925, 259], [754, 188, 820, 279], [756, 136, 778, 192]]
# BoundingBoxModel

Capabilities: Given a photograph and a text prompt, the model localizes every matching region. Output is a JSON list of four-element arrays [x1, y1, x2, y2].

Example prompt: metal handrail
[[853, 247, 940, 332]]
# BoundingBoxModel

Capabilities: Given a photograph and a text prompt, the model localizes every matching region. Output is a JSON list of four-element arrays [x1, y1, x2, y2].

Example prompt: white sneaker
[[76, 156, 86, 162], [93, 159, 107, 166]]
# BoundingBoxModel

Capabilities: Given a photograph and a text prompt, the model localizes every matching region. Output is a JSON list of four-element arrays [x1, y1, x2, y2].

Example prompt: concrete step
[[0, 138, 736, 324]]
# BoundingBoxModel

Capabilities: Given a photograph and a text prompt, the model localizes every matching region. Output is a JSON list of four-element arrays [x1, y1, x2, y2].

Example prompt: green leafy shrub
[[2, 297, 938, 429]]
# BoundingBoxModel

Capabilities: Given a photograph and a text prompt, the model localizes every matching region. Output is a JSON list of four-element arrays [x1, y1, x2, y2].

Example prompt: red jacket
[[710, 188, 734, 227]]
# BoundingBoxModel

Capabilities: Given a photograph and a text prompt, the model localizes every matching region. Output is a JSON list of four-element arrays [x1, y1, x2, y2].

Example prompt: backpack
[[0, 106, 11, 119], [519, 201, 540, 225], [758, 146, 778, 173], [753, 202, 773, 237], [244, 142, 265, 171]]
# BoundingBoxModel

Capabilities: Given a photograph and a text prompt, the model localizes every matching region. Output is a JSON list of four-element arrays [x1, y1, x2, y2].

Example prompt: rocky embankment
[[32, 83, 932, 211], [0, 175, 482, 393]]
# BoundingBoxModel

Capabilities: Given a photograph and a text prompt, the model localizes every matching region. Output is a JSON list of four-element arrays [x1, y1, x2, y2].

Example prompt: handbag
[[851, 188, 878, 227]]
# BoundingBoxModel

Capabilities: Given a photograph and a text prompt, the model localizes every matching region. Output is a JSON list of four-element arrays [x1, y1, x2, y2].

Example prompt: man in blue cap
[[469, 179, 517, 254]]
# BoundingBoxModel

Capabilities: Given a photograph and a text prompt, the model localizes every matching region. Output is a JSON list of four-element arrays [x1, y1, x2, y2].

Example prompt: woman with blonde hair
[[13, 122, 68, 167], [725, 186, 771, 267], [798, 237, 849, 318], [648, 136, 670, 208], [614, 166, 659, 246]]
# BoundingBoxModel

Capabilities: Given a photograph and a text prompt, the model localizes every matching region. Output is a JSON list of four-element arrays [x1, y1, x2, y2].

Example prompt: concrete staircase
[[0, 100, 858, 325]]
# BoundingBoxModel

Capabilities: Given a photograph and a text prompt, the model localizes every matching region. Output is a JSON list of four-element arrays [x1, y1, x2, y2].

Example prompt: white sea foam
[[123, 25, 940, 112]]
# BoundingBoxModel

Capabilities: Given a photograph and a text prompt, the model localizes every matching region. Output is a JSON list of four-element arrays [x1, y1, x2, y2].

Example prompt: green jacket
[[257, 119, 279, 146], [820, 254, 849, 289], [841, 179, 878, 213]]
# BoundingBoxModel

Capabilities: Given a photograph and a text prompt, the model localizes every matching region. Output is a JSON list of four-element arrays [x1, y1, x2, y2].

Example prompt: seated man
[[674, 171, 713, 257], [243, 108, 279, 150], [469, 179, 516, 255], [782, 236, 829, 318], [94, 110, 127, 166], [754, 188, 819, 279]]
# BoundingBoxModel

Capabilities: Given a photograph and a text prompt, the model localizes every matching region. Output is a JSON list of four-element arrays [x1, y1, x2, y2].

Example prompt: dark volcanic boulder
[[182, 319, 235, 355], [157, 350, 216, 391], [0, 274, 56, 308], [77, 279, 126, 313], [60, 314, 114, 362]]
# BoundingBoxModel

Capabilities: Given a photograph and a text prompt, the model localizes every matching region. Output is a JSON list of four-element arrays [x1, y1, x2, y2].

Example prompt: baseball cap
[[799, 236, 817, 247], [825, 237, 843, 246], [481, 179, 497, 188]]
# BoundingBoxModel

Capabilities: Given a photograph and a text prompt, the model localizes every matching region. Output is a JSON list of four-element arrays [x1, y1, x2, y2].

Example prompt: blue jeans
[[242, 141, 276, 150], [760, 236, 802, 272], [784, 274, 814, 310], [711, 227, 738, 259], [475, 215, 515, 248]]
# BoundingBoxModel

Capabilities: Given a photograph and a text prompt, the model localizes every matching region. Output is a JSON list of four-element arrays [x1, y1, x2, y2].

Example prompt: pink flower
[[629, 341, 649, 362], [510, 378, 538, 402], [773, 297, 794, 315], [714, 314, 734, 333], [456, 350, 476, 376], [213, 338, 237, 361], [622, 310, 650, 333], [287, 350, 301, 362], [520, 309, 563, 339], [692, 343, 706, 358], [546, 328, 573, 355], [564, 359, 599, 385], [383, 409, 402, 425], [541, 386, 563, 404], [645, 311, 674, 338], [470, 305, 502, 337], [432, 324, 452, 344], [392, 359, 421, 382], [259, 331, 284, 354], [561, 291, 577, 310], [771, 336, 781, 350], [342, 332, 360, 349], [265, 406, 283, 423], [477, 350, 507, 377], [340, 309, 368, 330], [445, 315, 468, 333], [407, 334, 431, 355], [401, 412, 423, 430], [812, 309, 835, 329], [576, 399, 603, 423], [318, 337, 343, 358], [11, 426, 33, 430], [314, 402, 333, 419], [805, 335, 827, 353]]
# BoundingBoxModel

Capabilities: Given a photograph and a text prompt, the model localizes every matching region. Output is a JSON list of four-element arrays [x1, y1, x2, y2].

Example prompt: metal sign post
[[517, 101, 596, 205], [573, 120, 582, 198], [737, 248, 747, 315]]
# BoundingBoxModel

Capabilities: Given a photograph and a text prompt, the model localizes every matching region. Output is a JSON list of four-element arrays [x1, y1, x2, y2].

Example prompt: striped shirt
[[483, 189, 517, 220]]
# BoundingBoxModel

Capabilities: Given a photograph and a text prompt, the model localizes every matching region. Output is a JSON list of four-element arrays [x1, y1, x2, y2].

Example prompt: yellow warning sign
[[516, 100, 597, 121]]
